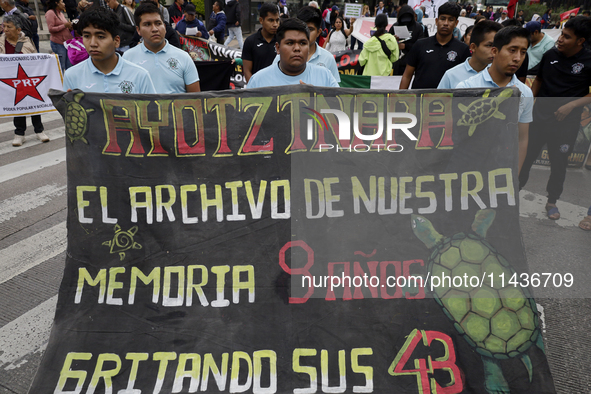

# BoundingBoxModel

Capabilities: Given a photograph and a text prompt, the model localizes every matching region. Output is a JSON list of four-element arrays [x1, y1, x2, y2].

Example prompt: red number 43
[[388, 329, 464, 394]]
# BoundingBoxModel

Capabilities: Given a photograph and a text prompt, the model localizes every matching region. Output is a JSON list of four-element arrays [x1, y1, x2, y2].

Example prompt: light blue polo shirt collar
[[88, 53, 125, 76], [309, 43, 321, 62], [140, 39, 170, 55], [481, 66, 519, 87], [463, 57, 476, 73]]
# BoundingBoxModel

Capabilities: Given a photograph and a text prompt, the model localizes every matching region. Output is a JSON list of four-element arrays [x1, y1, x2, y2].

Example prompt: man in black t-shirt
[[242, 2, 280, 82], [519, 17, 591, 220], [399, 1, 470, 89]]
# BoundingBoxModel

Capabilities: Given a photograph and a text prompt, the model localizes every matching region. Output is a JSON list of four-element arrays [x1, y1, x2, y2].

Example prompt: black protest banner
[[32, 86, 556, 394]]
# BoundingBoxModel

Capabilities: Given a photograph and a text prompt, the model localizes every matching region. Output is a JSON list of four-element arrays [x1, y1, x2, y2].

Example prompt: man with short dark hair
[[271, 6, 340, 82], [457, 26, 533, 176], [520, 16, 591, 220], [375, 1, 385, 15], [246, 18, 338, 87], [524, 20, 555, 73], [63, 6, 155, 93], [400, 1, 470, 89], [438, 20, 502, 88], [208, 0, 226, 43], [175, 3, 208, 38], [242, 2, 280, 82], [124, 1, 200, 93]]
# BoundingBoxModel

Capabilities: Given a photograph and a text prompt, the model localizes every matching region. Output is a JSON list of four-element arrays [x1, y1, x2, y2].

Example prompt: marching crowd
[[1, 0, 591, 229]]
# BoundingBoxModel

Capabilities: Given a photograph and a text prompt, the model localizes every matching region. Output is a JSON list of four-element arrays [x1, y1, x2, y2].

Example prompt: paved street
[[0, 110, 589, 393]]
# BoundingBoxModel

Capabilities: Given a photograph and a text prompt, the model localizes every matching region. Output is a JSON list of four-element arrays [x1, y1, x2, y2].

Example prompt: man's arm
[[399, 65, 415, 89], [531, 75, 542, 97], [517, 122, 529, 175], [555, 94, 591, 121], [186, 81, 201, 92], [243, 59, 254, 82]]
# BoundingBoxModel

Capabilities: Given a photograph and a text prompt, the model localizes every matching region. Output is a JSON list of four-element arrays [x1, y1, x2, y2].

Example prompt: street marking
[[0, 112, 63, 133], [520, 190, 587, 228], [0, 295, 56, 371], [0, 127, 65, 156], [0, 148, 66, 184], [0, 222, 67, 285], [0, 184, 66, 224]]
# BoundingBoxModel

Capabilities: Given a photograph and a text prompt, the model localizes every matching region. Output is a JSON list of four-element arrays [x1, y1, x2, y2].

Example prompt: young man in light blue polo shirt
[[123, 1, 200, 93], [438, 20, 502, 89], [457, 26, 533, 174], [271, 6, 340, 83], [62, 7, 155, 93], [247, 18, 339, 88]]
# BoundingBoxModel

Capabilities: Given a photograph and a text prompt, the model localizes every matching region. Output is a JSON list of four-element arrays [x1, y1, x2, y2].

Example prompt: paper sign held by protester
[[0, 54, 63, 117], [343, 3, 363, 19]]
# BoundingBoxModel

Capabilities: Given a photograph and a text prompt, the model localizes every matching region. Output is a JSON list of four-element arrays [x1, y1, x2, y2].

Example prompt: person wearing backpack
[[0, 15, 49, 147], [358, 13, 399, 76], [15, 0, 39, 51], [0, 0, 35, 44]]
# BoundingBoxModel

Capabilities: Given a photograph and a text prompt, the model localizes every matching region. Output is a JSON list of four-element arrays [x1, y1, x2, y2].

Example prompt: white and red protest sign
[[0, 53, 63, 117]]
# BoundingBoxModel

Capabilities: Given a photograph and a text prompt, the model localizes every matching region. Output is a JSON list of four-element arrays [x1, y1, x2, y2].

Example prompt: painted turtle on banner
[[411, 209, 545, 394], [457, 89, 513, 136], [102, 224, 142, 261], [63, 92, 94, 144]]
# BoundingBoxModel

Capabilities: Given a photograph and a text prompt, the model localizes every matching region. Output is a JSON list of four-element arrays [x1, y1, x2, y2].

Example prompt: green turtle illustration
[[457, 89, 513, 136], [411, 209, 544, 394], [102, 224, 142, 261], [63, 92, 94, 144]]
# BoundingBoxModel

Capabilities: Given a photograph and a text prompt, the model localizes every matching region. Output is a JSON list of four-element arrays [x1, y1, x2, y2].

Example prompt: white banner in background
[[0, 53, 63, 117], [352, 17, 475, 43]]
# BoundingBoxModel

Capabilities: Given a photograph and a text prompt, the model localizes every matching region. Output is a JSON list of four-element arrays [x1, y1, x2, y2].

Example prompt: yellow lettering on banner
[[253, 350, 277, 394], [130, 186, 153, 224], [377, 177, 397, 215], [206, 97, 236, 157], [321, 349, 346, 393], [87, 354, 121, 394], [180, 184, 198, 224], [232, 265, 255, 304], [293, 348, 317, 394], [211, 265, 231, 307], [122, 353, 149, 393], [106, 267, 125, 305], [270, 180, 290, 219], [186, 265, 209, 307], [324, 178, 343, 218], [163, 266, 185, 307], [155, 185, 177, 223], [200, 184, 224, 222], [77, 186, 96, 224], [75, 268, 106, 304], [225, 181, 246, 221], [352, 176, 376, 214], [136, 100, 172, 157], [244, 180, 267, 219], [201, 353, 229, 392], [99, 186, 117, 224], [488, 168, 515, 208], [416, 175, 436, 214], [238, 97, 273, 156], [153, 352, 178, 394], [399, 177, 413, 214], [351, 348, 373, 393], [230, 351, 253, 393], [461, 171, 486, 210], [129, 267, 160, 304], [173, 354, 201, 393], [54, 352, 92, 394], [439, 173, 458, 212]]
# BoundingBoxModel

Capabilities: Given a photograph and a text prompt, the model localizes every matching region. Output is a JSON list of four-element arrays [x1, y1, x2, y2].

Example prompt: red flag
[[560, 7, 579, 22], [507, 0, 518, 19]]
